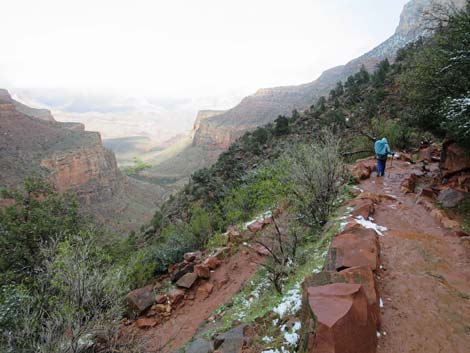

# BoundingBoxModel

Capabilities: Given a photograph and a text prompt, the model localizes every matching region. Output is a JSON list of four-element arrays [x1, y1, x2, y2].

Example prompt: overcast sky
[[1, 0, 409, 101]]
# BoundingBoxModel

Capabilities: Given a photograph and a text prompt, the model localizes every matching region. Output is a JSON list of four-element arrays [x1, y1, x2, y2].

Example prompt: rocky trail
[[123, 154, 470, 353], [359, 160, 470, 353]]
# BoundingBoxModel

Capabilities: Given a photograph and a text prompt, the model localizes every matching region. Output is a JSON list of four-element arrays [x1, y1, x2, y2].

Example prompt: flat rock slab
[[176, 272, 198, 289]]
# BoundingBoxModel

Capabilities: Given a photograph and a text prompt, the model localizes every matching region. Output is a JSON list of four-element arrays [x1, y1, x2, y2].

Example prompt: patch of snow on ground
[[262, 336, 273, 343], [355, 216, 388, 236], [380, 298, 384, 308], [273, 284, 302, 318], [282, 322, 301, 346]]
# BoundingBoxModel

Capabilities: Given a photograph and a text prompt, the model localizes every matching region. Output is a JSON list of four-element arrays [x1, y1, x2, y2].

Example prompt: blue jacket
[[375, 138, 391, 158]]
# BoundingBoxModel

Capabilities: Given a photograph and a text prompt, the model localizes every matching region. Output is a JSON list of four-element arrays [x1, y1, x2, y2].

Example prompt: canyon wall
[[0, 88, 123, 204], [192, 0, 466, 150]]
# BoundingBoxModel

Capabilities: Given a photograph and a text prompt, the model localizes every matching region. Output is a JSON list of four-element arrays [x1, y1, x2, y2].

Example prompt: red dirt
[[360, 160, 470, 353], [128, 249, 263, 353]]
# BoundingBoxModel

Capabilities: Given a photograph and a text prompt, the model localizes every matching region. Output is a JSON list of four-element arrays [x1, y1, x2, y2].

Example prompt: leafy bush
[[283, 130, 345, 226]]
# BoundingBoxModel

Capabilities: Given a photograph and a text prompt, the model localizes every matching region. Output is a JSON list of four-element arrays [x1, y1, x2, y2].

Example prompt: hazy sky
[[1, 0, 409, 100]]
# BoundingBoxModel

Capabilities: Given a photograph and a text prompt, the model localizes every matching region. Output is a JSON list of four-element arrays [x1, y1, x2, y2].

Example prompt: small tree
[[284, 130, 345, 226]]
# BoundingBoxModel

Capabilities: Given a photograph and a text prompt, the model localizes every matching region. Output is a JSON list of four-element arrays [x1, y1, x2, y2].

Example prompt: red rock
[[135, 317, 158, 329], [306, 283, 377, 353], [196, 282, 215, 299], [168, 289, 185, 305], [441, 143, 470, 177], [224, 226, 241, 242], [194, 264, 211, 279], [247, 220, 264, 233], [400, 174, 418, 194], [418, 146, 434, 162], [349, 162, 372, 182], [155, 295, 167, 304], [184, 251, 203, 262], [125, 285, 155, 314], [328, 228, 380, 271], [204, 256, 221, 270], [457, 173, 470, 192], [351, 198, 375, 220], [176, 272, 198, 289]]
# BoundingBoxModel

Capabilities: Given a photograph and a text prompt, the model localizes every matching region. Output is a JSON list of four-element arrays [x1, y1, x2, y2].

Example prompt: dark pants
[[376, 159, 387, 176]]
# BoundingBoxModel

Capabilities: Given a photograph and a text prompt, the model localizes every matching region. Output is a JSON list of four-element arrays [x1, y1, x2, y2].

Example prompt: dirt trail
[[132, 249, 263, 353], [360, 160, 470, 353]]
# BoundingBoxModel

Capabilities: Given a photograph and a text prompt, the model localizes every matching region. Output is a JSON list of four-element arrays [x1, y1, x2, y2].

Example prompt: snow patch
[[380, 298, 384, 308], [243, 210, 273, 230], [354, 216, 388, 236], [282, 322, 301, 346], [273, 284, 302, 318]]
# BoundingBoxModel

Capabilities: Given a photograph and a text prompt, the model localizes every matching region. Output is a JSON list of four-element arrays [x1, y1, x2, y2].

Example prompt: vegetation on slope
[[1, 3, 469, 352]]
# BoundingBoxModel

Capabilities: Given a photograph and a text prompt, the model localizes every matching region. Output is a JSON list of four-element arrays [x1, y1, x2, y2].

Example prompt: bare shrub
[[255, 212, 299, 293]]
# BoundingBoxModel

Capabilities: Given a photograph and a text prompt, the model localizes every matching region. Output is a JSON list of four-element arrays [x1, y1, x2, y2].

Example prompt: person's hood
[[381, 137, 388, 144]]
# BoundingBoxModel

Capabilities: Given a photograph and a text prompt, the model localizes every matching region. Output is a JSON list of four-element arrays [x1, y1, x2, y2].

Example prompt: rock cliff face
[[192, 0, 466, 150], [0, 88, 123, 204]]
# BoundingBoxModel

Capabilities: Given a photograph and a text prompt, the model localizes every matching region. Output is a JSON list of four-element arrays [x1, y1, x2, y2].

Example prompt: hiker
[[374, 137, 393, 177]]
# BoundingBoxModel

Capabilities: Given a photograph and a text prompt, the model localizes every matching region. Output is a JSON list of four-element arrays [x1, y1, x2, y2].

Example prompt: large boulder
[[125, 285, 155, 314], [326, 227, 380, 272], [302, 267, 380, 330], [438, 188, 466, 208], [304, 283, 377, 353], [194, 264, 211, 279], [441, 143, 470, 178]]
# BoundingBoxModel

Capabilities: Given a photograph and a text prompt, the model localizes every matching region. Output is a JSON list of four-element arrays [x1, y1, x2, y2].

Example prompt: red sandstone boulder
[[350, 198, 375, 220], [125, 285, 155, 314], [194, 264, 211, 279], [247, 220, 264, 233], [168, 289, 185, 305], [441, 143, 470, 177], [184, 251, 203, 262], [306, 283, 377, 353], [418, 146, 434, 162], [176, 272, 198, 289], [349, 162, 372, 182], [328, 228, 379, 271], [204, 256, 221, 270], [196, 282, 214, 300]]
